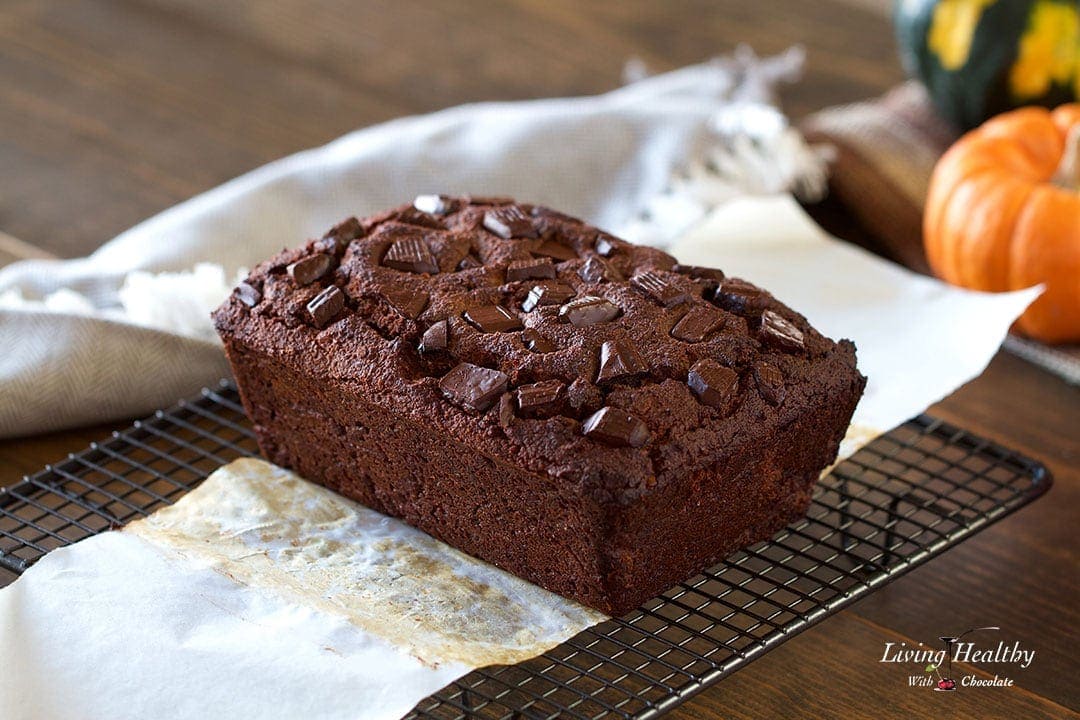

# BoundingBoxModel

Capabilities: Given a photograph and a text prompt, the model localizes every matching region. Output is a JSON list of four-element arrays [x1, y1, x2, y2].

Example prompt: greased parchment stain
[[124, 458, 605, 668]]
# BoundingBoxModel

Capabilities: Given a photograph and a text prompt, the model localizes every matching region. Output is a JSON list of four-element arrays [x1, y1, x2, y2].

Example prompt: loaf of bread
[[213, 196, 865, 615]]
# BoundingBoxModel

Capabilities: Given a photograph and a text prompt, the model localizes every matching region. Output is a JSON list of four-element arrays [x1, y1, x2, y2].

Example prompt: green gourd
[[895, 0, 1079, 129]]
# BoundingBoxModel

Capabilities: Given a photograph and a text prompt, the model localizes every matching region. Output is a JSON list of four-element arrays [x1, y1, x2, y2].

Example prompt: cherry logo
[[926, 626, 999, 692]]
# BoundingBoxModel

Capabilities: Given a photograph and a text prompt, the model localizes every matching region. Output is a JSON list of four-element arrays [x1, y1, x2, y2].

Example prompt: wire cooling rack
[[0, 380, 1050, 719]]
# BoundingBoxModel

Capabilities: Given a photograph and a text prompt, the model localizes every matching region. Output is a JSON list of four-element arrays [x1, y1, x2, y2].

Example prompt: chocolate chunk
[[385, 287, 429, 319], [533, 240, 578, 262], [687, 359, 739, 412], [506, 257, 557, 282], [498, 392, 515, 428], [313, 236, 342, 256], [630, 270, 691, 307], [759, 310, 805, 353], [313, 217, 363, 255], [516, 380, 566, 418], [529, 205, 576, 222], [419, 320, 448, 352], [567, 378, 602, 414], [671, 305, 725, 343], [673, 264, 725, 282], [532, 215, 564, 242], [522, 328, 556, 353], [577, 256, 621, 283], [306, 285, 345, 328], [413, 194, 456, 216], [287, 254, 333, 286], [439, 362, 509, 413], [581, 407, 650, 448], [713, 279, 766, 316], [754, 362, 786, 406], [594, 234, 618, 257], [558, 296, 621, 326], [596, 340, 648, 384], [457, 253, 483, 271], [391, 207, 445, 229], [673, 263, 725, 297], [522, 282, 575, 312], [483, 206, 537, 239], [235, 282, 261, 307], [326, 217, 363, 244], [464, 305, 523, 333], [383, 237, 439, 274]]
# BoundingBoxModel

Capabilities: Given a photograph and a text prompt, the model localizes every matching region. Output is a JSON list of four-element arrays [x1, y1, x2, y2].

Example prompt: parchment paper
[[0, 196, 1039, 720], [0, 460, 604, 720]]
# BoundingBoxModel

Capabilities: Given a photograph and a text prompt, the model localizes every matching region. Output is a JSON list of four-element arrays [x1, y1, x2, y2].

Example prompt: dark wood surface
[[2, 2, 1076, 718]]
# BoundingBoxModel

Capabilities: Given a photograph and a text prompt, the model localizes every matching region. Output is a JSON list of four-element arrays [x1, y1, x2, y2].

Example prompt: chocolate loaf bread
[[213, 196, 865, 616]]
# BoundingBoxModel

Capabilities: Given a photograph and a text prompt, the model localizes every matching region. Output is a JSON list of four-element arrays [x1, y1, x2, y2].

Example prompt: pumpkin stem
[[1052, 124, 1080, 191]]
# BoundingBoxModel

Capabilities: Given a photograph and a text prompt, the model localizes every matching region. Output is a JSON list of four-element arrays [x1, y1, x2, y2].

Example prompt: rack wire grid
[[0, 380, 1051, 719]]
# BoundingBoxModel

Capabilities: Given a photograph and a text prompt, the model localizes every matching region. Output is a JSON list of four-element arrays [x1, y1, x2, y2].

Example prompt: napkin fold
[[0, 51, 822, 438]]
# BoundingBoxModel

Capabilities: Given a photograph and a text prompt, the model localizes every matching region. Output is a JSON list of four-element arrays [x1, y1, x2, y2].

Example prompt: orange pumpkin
[[925, 103, 1080, 343]]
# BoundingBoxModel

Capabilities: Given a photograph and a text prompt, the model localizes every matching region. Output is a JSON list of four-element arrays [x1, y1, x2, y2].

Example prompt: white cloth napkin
[[3, 57, 803, 438]]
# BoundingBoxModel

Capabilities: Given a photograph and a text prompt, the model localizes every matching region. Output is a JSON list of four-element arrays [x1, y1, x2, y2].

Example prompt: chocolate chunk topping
[[630, 270, 691, 307], [529, 205, 576, 222], [483, 206, 537, 239], [581, 407, 650, 448], [383, 237, 439, 274], [413, 194, 456, 216], [687, 359, 739, 412], [533, 240, 578, 262], [306, 285, 345, 328], [754, 362, 786, 406], [594, 234, 617, 257], [673, 263, 725, 297], [464, 305, 523, 333], [532, 215, 566, 243], [558, 296, 621, 326], [673, 264, 725, 282], [578, 256, 621, 284], [713, 279, 766, 316], [287, 254, 333, 286], [235, 282, 261, 307], [498, 392, 515, 428], [385, 287, 429, 319], [516, 380, 566, 418], [671, 305, 725, 343], [391, 207, 444, 229], [419, 320, 448, 352], [597, 340, 648, 384], [506, 257, 557, 282], [522, 281, 575, 312], [522, 328, 556, 353], [439, 362, 509, 413], [313, 236, 342, 256], [314, 217, 363, 255], [759, 310, 806, 353], [325, 217, 363, 245], [457, 253, 483, 271]]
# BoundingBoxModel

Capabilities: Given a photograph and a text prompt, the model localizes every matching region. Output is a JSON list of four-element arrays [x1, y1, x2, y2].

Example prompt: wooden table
[[2, 1, 1076, 718]]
